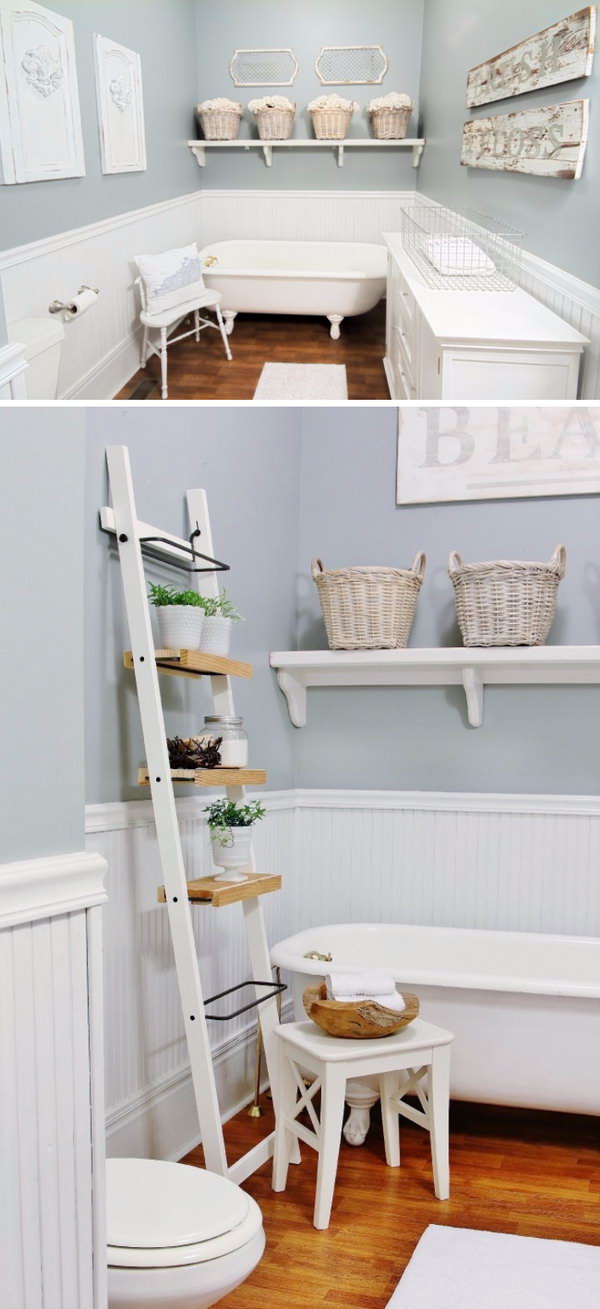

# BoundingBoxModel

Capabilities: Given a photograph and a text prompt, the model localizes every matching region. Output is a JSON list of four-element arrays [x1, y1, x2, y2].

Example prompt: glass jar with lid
[[203, 715, 248, 768]]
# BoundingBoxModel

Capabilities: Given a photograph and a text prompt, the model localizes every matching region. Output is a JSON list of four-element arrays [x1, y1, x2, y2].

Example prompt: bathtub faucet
[[303, 950, 333, 962]]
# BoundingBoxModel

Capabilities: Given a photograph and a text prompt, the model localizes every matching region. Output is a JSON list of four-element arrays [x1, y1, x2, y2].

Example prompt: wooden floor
[[116, 304, 389, 401], [183, 1096, 600, 1308]]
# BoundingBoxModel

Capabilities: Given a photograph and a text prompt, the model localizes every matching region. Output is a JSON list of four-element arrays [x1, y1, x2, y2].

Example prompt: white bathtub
[[271, 922, 600, 1136], [199, 240, 387, 338]]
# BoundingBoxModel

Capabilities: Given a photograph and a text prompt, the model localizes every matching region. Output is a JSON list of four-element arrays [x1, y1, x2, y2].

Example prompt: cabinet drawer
[[392, 332, 417, 399], [395, 321, 416, 374]]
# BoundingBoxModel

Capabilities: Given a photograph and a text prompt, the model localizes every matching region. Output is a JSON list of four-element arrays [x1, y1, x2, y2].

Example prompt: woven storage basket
[[254, 107, 295, 140], [448, 546, 566, 648], [312, 553, 426, 650], [370, 106, 412, 139], [310, 108, 353, 140], [198, 109, 241, 140]]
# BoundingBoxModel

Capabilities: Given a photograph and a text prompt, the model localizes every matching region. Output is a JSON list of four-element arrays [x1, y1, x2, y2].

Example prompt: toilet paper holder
[[49, 285, 99, 314]]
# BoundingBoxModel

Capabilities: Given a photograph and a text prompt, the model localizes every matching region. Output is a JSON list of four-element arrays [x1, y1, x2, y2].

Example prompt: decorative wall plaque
[[397, 408, 600, 504], [94, 35, 146, 174], [0, 0, 85, 184], [461, 99, 589, 179], [315, 45, 388, 85], [466, 7, 597, 109], [229, 48, 298, 86]]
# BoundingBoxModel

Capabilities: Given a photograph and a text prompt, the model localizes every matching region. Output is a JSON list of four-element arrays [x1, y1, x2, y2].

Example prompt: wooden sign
[[461, 99, 589, 179], [466, 7, 597, 108], [396, 408, 600, 505]]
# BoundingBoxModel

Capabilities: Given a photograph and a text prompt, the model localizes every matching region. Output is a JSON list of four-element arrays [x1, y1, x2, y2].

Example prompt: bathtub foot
[[343, 1080, 380, 1147], [223, 311, 237, 336], [327, 314, 344, 341]]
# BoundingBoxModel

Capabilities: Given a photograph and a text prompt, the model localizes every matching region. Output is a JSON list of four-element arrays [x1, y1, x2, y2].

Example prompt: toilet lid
[[106, 1158, 250, 1249]]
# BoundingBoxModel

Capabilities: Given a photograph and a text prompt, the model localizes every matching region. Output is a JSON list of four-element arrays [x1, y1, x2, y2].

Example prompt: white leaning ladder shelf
[[101, 444, 284, 1184]]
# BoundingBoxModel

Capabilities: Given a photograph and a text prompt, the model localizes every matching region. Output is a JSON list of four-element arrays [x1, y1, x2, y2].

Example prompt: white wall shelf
[[269, 647, 600, 728], [188, 138, 425, 169]]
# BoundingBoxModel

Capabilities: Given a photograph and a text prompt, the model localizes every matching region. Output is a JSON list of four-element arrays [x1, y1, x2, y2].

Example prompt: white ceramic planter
[[156, 605, 204, 650], [200, 615, 233, 657], [210, 825, 254, 882]]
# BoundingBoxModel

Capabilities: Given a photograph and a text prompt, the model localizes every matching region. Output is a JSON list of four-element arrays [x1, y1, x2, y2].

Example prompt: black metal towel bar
[[138, 523, 230, 574], [204, 979, 286, 1022]]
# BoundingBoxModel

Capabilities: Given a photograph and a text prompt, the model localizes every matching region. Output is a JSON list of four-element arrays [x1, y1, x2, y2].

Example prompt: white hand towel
[[338, 991, 406, 1013], [424, 235, 496, 277], [325, 970, 397, 998]]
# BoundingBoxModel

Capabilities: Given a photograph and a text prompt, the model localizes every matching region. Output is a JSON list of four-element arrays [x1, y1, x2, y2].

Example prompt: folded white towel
[[325, 970, 396, 998], [424, 235, 496, 277], [337, 991, 406, 1013]]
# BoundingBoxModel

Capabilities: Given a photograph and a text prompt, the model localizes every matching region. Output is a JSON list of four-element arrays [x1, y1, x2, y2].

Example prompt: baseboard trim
[[60, 324, 144, 401]]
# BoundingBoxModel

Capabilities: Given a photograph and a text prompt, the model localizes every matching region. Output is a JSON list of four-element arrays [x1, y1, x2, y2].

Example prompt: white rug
[[254, 362, 347, 400], [387, 1225, 600, 1308]]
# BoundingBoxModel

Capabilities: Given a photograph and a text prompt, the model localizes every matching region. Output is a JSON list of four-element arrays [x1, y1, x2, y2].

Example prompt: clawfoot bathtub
[[199, 240, 387, 338], [271, 922, 600, 1146]]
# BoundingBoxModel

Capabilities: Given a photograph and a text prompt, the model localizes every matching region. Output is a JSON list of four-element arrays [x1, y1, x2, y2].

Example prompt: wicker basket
[[312, 553, 426, 651], [370, 106, 412, 139], [198, 109, 241, 141], [254, 106, 295, 140], [448, 546, 566, 648], [310, 108, 353, 140], [303, 983, 420, 1040]]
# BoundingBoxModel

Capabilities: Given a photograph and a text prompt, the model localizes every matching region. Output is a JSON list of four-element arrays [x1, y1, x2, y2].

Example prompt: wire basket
[[401, 206, 524, 291], [310, 108, 353, 140], [448, 547, 566, 648], [370, 106, 412, 139], [198, 109, 242, 140], [254, 106, 295, 140], [312, 554, 426, 650]]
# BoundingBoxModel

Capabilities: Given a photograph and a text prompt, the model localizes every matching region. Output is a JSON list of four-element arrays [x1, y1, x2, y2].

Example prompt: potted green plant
[[204, 799, 265, 882], [148, 583, 205, 650], [200, 590, 243, 657]]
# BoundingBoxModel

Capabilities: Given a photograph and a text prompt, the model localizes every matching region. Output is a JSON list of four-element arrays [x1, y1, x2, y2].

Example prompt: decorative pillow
[[135, 244, 206, 315]]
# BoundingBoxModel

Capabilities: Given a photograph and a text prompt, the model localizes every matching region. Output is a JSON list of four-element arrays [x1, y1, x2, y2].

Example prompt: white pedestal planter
[[200, 616, 233, 656], [156, 606, 203, 649], [210, 826, 254, 882]]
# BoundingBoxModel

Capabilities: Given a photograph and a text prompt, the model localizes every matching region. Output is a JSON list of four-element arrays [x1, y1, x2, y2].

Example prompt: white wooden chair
[[136, 277, 232, 399], [272, 1017, 454, 1229]]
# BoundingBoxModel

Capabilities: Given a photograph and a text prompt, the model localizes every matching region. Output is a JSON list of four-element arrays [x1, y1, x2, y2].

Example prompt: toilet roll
[[65, 287, 98, 319]]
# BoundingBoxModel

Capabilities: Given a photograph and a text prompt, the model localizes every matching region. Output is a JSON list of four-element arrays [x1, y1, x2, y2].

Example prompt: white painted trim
[[0, 189, 201, 270], [60, 323, 144, 401], [0, 850, 107, 928], [0, 340, 28, 395], [85, 790, 296, 833], [520, 245, 600, 320]]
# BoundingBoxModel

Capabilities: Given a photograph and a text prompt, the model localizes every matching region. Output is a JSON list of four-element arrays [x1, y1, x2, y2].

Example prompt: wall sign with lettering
[[461, 99, 589, 178], [397, 408, 600, 504], [466, 7, 597, 108]]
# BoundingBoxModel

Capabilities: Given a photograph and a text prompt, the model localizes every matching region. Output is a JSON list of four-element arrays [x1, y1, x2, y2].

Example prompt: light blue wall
[[0, 411, 86, 861], [1, 0, 200, 249], [0, 284, 7, 343], [418, 0, 600, 284], [195, 0, 424, 190], [84, 406, 301, 803], [295, 407, 600, 795]]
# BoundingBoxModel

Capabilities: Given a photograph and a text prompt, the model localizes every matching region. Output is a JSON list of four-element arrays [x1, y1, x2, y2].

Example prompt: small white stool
[[136, 279, 232, 399], [272, 1018, 454, 1230]]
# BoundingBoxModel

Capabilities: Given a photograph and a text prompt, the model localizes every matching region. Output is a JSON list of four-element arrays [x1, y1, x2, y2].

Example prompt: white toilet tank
[[8, 317, 65, 399]]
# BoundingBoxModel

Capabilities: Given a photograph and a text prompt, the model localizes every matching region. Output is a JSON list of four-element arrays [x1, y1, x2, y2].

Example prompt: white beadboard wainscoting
[[88, 788, 600, 1163], [2, 187, 599, 400], [0, 851, 108, 1309]]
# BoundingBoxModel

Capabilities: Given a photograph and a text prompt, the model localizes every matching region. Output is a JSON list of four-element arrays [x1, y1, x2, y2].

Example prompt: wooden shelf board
[[157, 872, 281, 908], [139, 767, 267, 787], [124, 649, 253, 680]]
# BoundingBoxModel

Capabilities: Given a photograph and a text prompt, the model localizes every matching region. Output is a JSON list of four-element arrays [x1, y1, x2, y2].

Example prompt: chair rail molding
[[0, 848, 107, 927]]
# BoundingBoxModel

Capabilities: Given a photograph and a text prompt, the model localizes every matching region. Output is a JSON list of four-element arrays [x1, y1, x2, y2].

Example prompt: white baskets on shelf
[[312, 554, 426, 650], [310, 107, 354, 140], [254, 106, 295, 140], [370, 105, 412, 139], [448, 547, 566, 648], [197, 103, 243, 140]]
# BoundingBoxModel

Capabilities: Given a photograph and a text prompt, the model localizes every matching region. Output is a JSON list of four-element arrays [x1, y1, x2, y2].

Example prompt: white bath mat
[[254, 363, 347, 400], [386, 1225, 600, 1308]]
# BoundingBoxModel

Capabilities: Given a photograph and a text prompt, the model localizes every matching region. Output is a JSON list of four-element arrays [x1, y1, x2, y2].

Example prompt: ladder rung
[[138, 767, 267, 787], [157, 872, 282, 908], [123, 649, 253, 680]]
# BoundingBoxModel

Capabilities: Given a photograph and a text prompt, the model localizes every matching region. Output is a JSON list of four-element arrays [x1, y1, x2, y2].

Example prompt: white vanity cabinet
[[383, 234, 587, 401]]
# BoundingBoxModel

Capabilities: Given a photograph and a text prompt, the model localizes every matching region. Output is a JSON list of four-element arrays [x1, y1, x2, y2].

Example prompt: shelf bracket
[[337, 144, 344, 168], [412, 141, 425, 168], [462, 667, 484, 728], [190, 143, 206, 167], [262, 144, 273, 167], [277, 670, 306, 728]]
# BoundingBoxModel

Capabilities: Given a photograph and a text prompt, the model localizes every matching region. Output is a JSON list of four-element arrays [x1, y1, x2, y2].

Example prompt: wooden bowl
[[302, 983, 420, 1039]]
